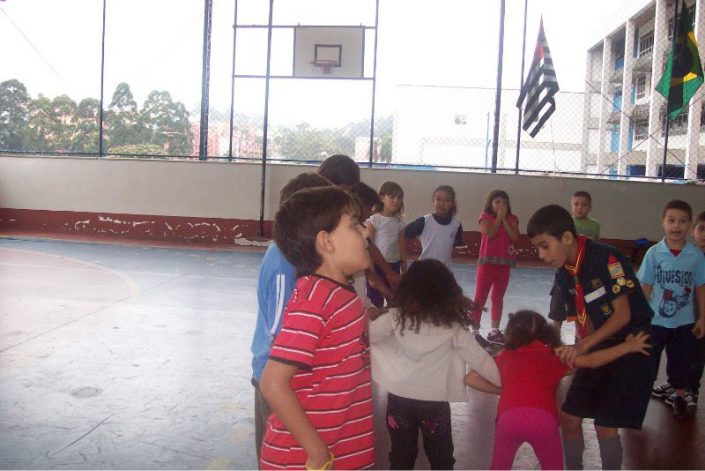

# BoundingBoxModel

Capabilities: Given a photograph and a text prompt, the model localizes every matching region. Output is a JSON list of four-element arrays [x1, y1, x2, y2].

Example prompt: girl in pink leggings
[[466, 310, 651, 470], [471, 189, 519, 346]]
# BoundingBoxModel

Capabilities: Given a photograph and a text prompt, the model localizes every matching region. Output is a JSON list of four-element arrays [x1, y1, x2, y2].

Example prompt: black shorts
[[562, 345, 653, 429]]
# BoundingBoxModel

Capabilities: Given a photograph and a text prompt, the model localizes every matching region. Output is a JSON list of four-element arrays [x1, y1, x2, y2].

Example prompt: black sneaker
[[487, 330, 506, 346], [652, 381, 674, 399], [474, 333, 492, 349], [673, 395, 688, 420]]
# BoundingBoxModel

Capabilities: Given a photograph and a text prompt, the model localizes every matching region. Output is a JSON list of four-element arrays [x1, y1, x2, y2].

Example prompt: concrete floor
[[0, 237, 703, 469]]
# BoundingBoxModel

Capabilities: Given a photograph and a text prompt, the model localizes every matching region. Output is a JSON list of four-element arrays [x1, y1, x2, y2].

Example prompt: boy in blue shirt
[[250, 172, 332, 459], [637, 200, 705, 419]]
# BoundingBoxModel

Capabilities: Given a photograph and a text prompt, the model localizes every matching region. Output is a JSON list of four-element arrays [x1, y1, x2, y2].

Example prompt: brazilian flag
[[655, 0, 704, 120]]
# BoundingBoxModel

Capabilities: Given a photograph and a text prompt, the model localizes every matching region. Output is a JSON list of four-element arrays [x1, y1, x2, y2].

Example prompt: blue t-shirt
[[250, 243, 297, 383], [637, 239, 705, 328]]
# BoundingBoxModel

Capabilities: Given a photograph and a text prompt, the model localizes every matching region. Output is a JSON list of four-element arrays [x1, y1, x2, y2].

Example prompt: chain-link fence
[[1, 0, 703, 181]]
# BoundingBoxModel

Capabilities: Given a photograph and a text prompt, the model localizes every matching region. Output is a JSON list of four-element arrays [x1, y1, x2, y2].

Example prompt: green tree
[[106, 82, 144, 150], [49, 95, 77, 151], [140, 90, 193, 155], [23, 94, 54, 152], [108, 143, 163, 156], [0, 79, 30, 151], [71, 98, 100, 153]]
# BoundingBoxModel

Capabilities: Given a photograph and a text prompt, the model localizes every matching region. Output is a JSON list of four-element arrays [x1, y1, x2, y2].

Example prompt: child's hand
[[366, 307, 384, 321], [496, 205, 506, 221], [305, 450, 333, 470], [624, 332, 651, 355], [555, 343, 585, 368], [693, 318, 705, 339]]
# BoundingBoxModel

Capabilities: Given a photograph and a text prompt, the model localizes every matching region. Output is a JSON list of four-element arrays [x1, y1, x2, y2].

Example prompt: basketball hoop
[[310, 59, 338, 74]]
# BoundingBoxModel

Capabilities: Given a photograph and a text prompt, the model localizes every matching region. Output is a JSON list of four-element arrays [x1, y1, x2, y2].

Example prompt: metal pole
[[98, 0, 107, 157], [368, 0, 380, 166], [259, 0, 274, 236], [228, 0, 239, 161], [661, 0, 680, 182], [491, 0, 506, 173], [198, 0, 213, 160], [514, 0, 528, 174]]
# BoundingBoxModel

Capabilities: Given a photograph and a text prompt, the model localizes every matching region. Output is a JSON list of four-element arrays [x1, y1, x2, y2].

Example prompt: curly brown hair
[[504, 310, 562, 350], [389, 258, 472, 334]]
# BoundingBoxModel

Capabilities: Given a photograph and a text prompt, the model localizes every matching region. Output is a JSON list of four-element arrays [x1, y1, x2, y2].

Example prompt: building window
[[669, 113, 688, 135], [635, 76, 646, 99], [634, 119, 649, 141], [639, 31, 654, 57]]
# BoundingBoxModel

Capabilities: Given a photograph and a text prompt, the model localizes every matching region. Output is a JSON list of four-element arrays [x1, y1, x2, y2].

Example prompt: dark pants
[[367, 261, 401, 308], [253, 381, 272, 461], [386, 393, 455, 470], [691, 335, 705, 395], [651, 324, 696, 390]]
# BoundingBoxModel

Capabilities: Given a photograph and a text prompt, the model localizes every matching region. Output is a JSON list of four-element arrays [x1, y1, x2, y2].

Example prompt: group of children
[[250, 154, 705, 470]]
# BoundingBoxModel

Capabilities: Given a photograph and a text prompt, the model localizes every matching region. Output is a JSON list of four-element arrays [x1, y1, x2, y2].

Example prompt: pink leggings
[[471, 264, 510, 327], [491, 407, 563, 470]]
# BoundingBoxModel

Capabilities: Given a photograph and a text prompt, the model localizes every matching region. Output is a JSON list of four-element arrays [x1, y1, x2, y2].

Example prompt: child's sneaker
[[652, 381, 674, 399], [487, 330, 506, 346], [685, 390, 697, 409], [672, 395, 688, 420], [474, 333, 492, 350]]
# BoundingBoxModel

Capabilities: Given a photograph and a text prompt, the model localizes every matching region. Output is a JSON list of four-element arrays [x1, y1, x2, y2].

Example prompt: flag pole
[[661, 0, 680, 183], [514, 0, 529, 174], [491, 0, 506, 173]]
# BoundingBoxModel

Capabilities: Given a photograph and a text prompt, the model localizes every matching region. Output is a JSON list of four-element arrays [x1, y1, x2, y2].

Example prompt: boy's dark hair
[[504, 310, 562, 350], [350, 182, 380, 209], [274, 186, 359, 275], [433, 184, 458, 216], [696, 211, 705, 224], [662, 199, 692, 220], [484, 189, 512, 216], [389, 258, 472, 334], [373, 181, 404, 214], [527, 204, 576, 239], [572, 191, 592, 203], [317, 154, 360, 188], [280, 172, 331, 205]]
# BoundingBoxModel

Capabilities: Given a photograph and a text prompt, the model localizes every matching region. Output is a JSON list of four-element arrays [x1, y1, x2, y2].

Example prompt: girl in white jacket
[[369, 258, 501, 469]]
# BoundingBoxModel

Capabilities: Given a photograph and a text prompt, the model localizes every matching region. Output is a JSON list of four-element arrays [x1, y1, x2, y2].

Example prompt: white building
[[584, 0, 705, 180]]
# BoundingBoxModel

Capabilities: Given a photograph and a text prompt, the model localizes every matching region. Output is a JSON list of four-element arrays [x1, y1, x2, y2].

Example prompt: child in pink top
[[471, 190, 519, 346], [465, 310, 651, 470]]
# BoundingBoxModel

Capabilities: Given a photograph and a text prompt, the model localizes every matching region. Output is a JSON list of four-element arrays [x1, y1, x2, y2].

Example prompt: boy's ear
[[315, 230, 335, 254], [560, 230, 575, 246]]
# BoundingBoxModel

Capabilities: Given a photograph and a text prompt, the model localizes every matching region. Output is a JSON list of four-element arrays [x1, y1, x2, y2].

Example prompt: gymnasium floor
[[1, 236, 703, 469]]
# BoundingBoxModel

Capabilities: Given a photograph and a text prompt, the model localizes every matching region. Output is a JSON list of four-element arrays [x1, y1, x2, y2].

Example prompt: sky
[[1, 0, 651, 128]]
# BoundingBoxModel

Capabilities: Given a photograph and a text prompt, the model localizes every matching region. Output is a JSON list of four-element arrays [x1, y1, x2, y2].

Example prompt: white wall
[[1, 155, 703, 240]]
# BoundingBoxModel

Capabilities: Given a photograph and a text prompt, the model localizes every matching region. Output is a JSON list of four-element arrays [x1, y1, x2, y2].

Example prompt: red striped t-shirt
[[260, 274, 375, 470]]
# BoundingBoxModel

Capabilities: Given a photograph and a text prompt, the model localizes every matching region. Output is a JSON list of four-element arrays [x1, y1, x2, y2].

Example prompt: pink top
[[478, 211, 518, 266]]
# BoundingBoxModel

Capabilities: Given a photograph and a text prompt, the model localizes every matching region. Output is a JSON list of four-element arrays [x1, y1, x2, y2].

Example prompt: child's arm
[[398, 229, 408, 274], [260, 361, 331, 468], [502, 215, 519, 242], [464, 370, 501, 395], [640, 283, 652, 301], [480, 218, 502, 239], [694, 284, 705, 339], [557, 331, 651, 369], [368, 242, 401, 289], [556, 294, 633, 366]]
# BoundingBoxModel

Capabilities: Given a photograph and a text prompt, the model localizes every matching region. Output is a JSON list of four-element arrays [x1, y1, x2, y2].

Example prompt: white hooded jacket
[[369, 308, 501, 402]]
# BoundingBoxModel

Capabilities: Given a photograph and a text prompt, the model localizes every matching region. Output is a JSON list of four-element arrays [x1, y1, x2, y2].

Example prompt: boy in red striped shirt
[[259, 186, 375, 470]]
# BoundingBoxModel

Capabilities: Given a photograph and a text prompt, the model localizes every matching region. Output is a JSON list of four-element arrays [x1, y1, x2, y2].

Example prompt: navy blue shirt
[[553, 239, 653, 346]]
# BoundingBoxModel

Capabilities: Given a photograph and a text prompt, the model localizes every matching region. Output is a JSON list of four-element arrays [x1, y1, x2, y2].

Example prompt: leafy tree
[[106, 82, 145, 150], [140, 90, 193, 155], [71, 98, 100, 153], [49, 95, 77, 151], [108, 143, 164, 156], [0, 79, 30, 151], [23, 94, 54, 152]]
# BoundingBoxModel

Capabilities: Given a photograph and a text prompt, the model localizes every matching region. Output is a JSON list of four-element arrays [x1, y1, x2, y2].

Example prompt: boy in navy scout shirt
[[637, 201, 705, 420], [527, 204, 653, 471]]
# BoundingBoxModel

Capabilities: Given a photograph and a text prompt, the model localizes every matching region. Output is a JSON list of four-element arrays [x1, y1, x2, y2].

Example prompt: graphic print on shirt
[[655, 262, 694, 318]]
